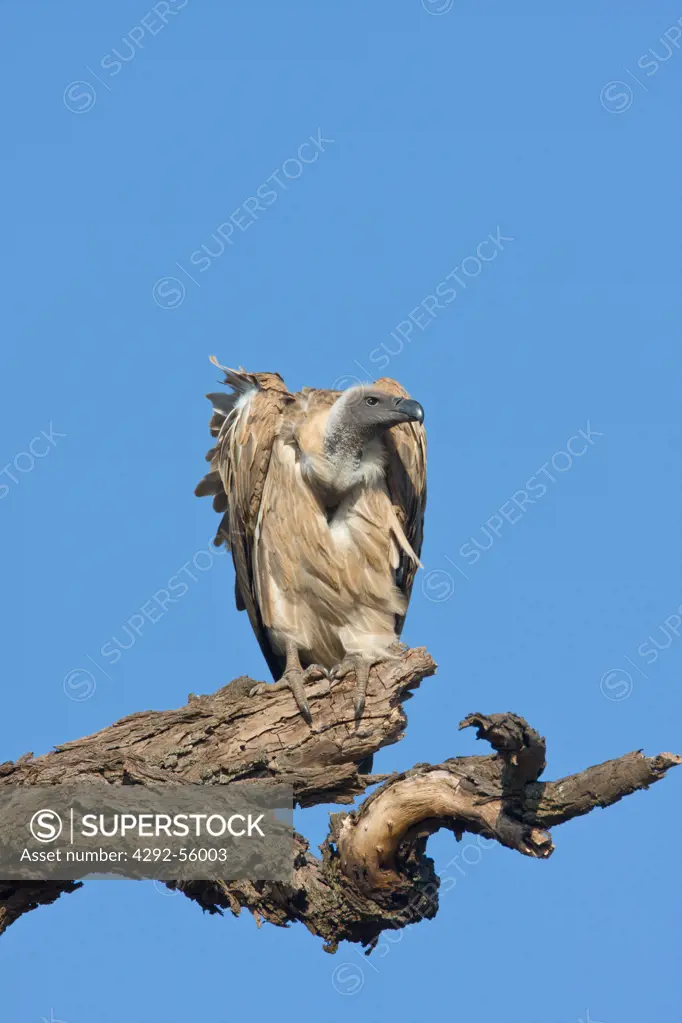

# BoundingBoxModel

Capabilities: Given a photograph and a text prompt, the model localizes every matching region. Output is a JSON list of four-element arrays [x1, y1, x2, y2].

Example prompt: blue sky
[[1, 2, 681, 1021]]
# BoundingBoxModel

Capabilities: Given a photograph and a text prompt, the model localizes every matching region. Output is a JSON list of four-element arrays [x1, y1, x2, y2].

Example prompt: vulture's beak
[[396, 398, 425, 424]]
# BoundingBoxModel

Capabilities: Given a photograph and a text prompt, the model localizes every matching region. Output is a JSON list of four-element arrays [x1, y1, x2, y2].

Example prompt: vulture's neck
[[324, 424, 364, 472], [321, 414, 383, 497]]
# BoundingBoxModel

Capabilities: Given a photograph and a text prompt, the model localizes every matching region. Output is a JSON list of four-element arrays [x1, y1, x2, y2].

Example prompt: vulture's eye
[[365, 396, 379, 406]]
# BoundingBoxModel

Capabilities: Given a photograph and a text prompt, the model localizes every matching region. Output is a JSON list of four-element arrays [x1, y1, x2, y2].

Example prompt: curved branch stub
[[336, 756, 554, 897], [460, 712, 547, 788]]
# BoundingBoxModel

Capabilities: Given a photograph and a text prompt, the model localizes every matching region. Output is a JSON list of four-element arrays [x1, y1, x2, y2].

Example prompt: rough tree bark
[[1, 647, 679, 949]]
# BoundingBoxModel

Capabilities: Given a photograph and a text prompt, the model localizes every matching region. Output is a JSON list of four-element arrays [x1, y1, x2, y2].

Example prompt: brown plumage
[[196, 358, 427, 723]]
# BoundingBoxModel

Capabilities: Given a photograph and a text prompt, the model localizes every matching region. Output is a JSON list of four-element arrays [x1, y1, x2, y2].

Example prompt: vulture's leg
[[330, 656, 371, 720], [330, 642, 405, 721], [249, 642, 326, 725], [329, 655, 371, 720]]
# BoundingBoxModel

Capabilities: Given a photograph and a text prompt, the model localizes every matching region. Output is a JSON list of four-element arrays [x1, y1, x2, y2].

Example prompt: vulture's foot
[[330, 645, 404, 720], [329, 654, 385, 722], [249, 665, 327, 725]]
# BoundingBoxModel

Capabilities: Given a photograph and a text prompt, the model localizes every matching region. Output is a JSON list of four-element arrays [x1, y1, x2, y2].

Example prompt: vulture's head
[[330, 386, 424, 439]]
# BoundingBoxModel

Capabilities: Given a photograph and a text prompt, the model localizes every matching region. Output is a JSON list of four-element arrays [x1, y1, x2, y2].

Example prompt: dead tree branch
[[0, 646, 435, 806], [0, 649, 678, 948]]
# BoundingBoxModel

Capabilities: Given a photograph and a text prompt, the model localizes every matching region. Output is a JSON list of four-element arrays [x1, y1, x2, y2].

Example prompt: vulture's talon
[[290, 686, 313, 725], [303, 664, 330, 682], [328, 655, 372, 722], [248, 673, 313, 725], [329, 656, 355, 683], [280, 669, 313, 725]]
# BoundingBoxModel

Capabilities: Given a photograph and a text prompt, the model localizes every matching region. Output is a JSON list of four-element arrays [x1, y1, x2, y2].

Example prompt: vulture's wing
[[374, 377, 427, 635], [195, 359, 292, 679]]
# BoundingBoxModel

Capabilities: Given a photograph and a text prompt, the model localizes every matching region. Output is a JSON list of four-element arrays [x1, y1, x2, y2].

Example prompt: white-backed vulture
[[195, 359, 427, 724]]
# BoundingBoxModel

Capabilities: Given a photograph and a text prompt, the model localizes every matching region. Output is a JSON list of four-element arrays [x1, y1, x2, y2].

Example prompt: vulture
[[195, 359, 427, 724]]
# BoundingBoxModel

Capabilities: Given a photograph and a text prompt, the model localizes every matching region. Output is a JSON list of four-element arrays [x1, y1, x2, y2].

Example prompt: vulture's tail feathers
[[194, 469, 222, 498], [195, 360, 265, 547], [196, 359, 288, 565]]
